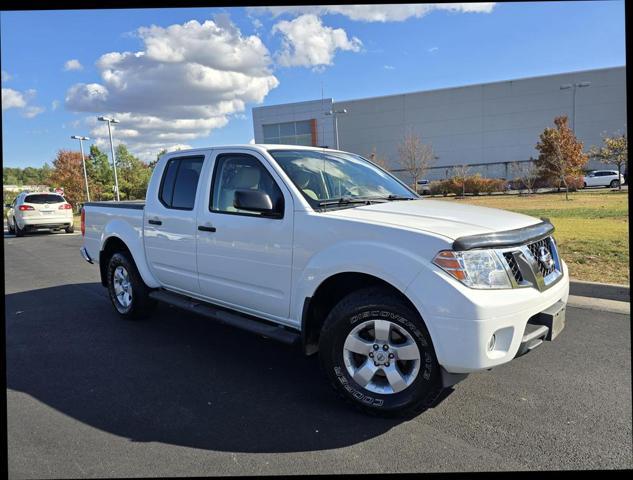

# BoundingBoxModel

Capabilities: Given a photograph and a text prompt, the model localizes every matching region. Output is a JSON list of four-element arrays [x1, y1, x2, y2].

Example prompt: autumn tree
[[588, 133, 627, 190], [397, 130, 435, 189], [535, 115, 588, 200], [48, 150, 88, 206]]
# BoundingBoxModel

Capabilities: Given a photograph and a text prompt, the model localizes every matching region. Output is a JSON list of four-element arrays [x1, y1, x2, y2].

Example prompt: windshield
[[267, 149, 416, 207]]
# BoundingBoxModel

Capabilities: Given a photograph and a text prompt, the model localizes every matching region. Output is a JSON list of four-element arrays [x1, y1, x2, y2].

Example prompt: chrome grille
[[503, 252, 523, 283], [499, 235, 562, 291], [527, 237, 557, 277]]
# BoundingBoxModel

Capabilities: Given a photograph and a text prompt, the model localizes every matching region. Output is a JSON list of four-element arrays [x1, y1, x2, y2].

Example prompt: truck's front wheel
[[106, 251, 156, 319], [319, 287, 442, 417]]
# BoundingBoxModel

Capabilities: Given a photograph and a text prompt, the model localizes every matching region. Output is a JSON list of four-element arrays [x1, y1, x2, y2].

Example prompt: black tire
[[319, 286, 443, 418], [106, 251, 156, 319], [7, 219, 15, 234], [583, 182, 587, 188], [14, 218, 25, 237], [65, 225, 74, 233], [610, 179, 619, 188]]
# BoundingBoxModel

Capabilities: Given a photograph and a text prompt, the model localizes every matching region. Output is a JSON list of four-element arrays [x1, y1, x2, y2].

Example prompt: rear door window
[[24, 194, 65, 204], [158, 156, 205, 210]]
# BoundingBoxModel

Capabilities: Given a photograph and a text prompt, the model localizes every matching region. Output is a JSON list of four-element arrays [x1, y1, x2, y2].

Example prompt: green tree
[[87, 145, 115, 200], [588, 133, 627, 191], [40, 163, 52, 184], [148, 149, 167, 170], [115, 144, 151, 200]]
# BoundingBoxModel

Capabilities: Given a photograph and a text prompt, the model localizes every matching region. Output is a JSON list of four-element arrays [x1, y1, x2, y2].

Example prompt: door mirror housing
[[234, 190, 282, 218]]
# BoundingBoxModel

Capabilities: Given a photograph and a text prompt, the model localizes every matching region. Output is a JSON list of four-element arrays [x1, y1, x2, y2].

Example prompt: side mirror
[[234, 190, 282, 217]]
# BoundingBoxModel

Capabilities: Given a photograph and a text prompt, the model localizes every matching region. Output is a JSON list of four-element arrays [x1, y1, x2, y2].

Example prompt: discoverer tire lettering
[[319, 286, 443, 417]]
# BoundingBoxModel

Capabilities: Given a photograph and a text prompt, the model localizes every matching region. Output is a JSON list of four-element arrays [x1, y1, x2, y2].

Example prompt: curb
[[570, 279, 630, 303]]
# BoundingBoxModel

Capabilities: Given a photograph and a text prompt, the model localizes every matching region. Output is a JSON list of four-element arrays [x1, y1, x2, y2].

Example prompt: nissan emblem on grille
[[538, 246, 554, 270]]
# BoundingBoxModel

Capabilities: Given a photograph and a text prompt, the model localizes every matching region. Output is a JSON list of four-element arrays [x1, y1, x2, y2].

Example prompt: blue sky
[[1, 1, 626, 168]]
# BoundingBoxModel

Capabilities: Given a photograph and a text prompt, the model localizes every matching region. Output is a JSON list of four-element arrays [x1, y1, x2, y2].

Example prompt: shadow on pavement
[[6, 283, 452, 453]]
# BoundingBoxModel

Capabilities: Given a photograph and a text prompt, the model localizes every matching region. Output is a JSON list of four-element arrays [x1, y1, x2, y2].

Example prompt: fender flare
[[291, 240, 428, 325], [100, 220, 160, 288]]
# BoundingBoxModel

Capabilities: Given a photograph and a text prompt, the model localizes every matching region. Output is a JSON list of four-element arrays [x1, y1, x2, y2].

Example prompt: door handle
[[148, 218, 162, 225], [198, 225, 216, 232]]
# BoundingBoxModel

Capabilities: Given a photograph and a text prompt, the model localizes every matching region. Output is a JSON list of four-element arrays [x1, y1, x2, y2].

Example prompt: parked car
[[6, 192, 74, 236], [80, 145, 568, 417], [582, 170, 625, 188], [416, 179, 431, 195]]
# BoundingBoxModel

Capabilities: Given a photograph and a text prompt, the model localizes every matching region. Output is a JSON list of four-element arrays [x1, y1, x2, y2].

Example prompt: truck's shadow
[[6, 283, 450, 453]]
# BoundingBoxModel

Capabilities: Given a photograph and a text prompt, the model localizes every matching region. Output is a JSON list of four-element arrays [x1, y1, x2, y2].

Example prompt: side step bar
[[149, 289, 301, 346]]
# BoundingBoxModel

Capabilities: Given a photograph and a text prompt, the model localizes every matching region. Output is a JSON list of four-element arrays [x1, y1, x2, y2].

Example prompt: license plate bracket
[[532, 300, 566, 341]]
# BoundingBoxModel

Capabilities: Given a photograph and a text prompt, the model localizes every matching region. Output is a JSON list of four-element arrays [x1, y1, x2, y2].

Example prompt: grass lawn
[[433, 189, 629, 285]]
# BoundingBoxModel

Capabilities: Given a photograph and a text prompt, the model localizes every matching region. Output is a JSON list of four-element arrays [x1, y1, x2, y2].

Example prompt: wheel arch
[[99, 235, 160, 288], [301, 272, 427, 356]]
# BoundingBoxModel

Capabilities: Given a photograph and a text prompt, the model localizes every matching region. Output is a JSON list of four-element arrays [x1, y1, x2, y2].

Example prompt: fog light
[[487, 334, 496, 351]]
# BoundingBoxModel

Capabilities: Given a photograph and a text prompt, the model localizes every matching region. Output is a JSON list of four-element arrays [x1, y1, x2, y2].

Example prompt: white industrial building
[[252, 66, 626, 182]]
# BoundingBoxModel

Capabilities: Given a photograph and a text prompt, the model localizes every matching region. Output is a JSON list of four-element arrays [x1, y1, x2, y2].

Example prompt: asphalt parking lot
[[4, 228, 632, 477]]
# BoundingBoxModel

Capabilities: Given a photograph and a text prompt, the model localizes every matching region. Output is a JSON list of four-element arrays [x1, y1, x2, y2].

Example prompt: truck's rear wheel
[[319, 287, 442, 417], [106, 251, 156, 319]]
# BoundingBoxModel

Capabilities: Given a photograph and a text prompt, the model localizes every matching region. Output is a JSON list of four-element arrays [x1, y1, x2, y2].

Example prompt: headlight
[[433, 249, 512, 289]]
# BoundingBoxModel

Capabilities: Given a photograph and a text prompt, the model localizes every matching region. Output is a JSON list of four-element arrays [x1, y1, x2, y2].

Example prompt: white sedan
[[6, 192, 74, 236], [583, 170, 625, 188]]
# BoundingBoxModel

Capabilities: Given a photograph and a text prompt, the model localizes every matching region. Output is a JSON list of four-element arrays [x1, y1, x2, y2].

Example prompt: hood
[[324, 199, 541, 240]]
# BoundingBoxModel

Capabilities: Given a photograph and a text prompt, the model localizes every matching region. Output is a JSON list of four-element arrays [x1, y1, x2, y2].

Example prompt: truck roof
[[161, 144, 347, 157]]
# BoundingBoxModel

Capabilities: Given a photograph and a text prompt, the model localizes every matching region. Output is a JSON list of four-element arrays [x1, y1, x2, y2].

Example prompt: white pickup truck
[[80, 144, 569, 416]]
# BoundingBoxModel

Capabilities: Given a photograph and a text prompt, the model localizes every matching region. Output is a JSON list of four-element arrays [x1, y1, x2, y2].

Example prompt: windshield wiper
[[318, 196, 389, 210], [384, 194, 416, 201]]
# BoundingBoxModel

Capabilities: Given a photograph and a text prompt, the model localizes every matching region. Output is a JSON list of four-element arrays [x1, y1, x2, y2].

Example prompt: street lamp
[[97, 115, 121, 201], [71, 135, 91, 202], [324, 108, 347, 150], [560, 82, 591, 133]]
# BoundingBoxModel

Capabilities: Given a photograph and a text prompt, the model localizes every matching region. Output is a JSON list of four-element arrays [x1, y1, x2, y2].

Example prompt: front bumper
[[406, 260, 570, 374]]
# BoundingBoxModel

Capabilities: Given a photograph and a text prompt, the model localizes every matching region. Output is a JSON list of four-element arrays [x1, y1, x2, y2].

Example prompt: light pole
[[97, 116, 121, 201], [325, 108, 347, 149], [71, 135, 91, 202], [560, 81, 591, 133]]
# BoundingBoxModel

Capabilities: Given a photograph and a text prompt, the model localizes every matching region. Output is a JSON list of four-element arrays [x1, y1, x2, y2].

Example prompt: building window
[[262, 120, 315, 146]]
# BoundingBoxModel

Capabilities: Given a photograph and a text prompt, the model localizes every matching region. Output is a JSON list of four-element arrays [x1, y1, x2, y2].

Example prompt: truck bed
[[83, 201, 145, 210], [82, 201, 146, 264]]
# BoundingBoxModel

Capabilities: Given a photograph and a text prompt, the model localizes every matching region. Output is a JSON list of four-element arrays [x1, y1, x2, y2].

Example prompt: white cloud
[[2, 88, 27, 109], [384, 65, 395, 70], [250, 3, 496, 22], [428, 46, 439, 53], [64, 59, 84, 71], [1, 70, 11, 83], [22, 106, 45, 118], [52, 99, 60, 110], [272, 14, 362, 69], [65, 15, 279, 159], [2, 87, 44, 117]]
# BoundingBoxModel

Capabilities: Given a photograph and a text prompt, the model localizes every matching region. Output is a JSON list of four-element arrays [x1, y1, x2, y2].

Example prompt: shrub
[[563, 174, 584, 191]]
